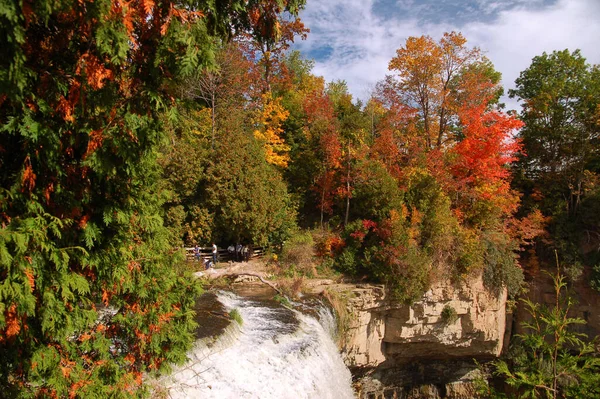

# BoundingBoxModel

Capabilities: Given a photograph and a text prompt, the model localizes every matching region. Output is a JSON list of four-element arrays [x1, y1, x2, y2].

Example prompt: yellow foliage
[[254, 92, 291, 168]]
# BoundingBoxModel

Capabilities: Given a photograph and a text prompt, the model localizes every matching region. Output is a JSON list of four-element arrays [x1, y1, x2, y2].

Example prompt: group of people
[[193, 243, 218, 270], [227, 243, 250, 262], [192, 242, 251, 269]]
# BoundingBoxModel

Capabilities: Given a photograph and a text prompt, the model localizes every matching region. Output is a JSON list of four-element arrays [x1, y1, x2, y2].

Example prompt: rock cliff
[[311, 273, 507, 398], [339, 274, 507, 369]]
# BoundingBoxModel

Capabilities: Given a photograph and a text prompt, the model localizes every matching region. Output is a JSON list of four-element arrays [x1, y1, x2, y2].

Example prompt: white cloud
[[295, 0, 600, 110]]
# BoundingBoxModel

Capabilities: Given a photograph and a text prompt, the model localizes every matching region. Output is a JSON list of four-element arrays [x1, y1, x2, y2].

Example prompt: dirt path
[[193, 259, 270, 279]]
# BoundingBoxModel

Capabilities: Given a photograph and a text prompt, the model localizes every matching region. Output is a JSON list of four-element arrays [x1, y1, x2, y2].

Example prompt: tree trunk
[[437, 105, 446, 148], [320, 184, 325, 229], [344, 150, 350, 227], [211, 91, 216, 150]]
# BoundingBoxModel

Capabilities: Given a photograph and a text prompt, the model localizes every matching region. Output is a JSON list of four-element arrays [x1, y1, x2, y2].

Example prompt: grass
[[322, 288, 352, 348], [273, 294, 292, 308], [229, 309, 243, 326]]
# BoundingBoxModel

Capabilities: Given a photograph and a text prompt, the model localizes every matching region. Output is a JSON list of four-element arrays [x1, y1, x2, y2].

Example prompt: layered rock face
[[322, 274, 507, 398], [342, 274, 507, 369]]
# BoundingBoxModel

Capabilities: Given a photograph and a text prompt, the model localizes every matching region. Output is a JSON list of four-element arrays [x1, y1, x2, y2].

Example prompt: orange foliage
[[101, 289, 110, 306], [60, 357, 76, 378], [316, 234, 345, 258], [507, 209, 548, 249], [79, 53, 113, 90], [24, 268, 35, 292], [69, 380, 91, 399], [21, 156, 36, 192], [2, 304, 21, 341]]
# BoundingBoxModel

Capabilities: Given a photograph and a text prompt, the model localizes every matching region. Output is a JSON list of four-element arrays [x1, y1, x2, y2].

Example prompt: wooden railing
[[183, 246, 265, 262]]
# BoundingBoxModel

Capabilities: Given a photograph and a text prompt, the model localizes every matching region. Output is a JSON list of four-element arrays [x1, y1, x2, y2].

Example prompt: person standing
[[235, 243, 242, 262], [212, 243, 218, 266], [227, 244, 235, 261], [194, 244, 201, 262]]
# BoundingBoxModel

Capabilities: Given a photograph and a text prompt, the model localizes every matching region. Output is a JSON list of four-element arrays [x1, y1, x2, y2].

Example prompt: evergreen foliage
[[206, 126, 296, 246], [0, 0, 305, 396]]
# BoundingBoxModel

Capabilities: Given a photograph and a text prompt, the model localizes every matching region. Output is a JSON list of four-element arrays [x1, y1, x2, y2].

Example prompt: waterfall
[[161, 291, 355, 399]]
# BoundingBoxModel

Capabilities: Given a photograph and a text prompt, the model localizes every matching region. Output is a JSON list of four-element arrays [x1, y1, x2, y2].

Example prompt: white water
[[162, 291, 355, 399]]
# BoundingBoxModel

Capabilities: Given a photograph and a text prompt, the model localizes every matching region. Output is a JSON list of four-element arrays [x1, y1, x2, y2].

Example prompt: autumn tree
[[179, 43, 253, 149], [450, 95, 524, 227], [254, 92, 292, 167], [300, 76, 343, 226], [388, 32, 491, 149], [320, 32, 527, 299], [0, 0, 304, 396], [240, 6, 309, 93], [327, 80, 371, 226]]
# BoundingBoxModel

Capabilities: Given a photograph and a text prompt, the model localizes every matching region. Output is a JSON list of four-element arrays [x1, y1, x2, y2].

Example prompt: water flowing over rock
[[159, 291, 354, 399]]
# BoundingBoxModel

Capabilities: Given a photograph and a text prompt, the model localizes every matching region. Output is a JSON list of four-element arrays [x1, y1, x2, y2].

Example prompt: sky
[[292, 0, 600, 111]]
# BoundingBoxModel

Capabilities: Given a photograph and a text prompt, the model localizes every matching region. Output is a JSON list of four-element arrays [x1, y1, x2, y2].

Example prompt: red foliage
[[449, 98, 524, 216], [452, 102, 523, 186], [316, 234, 345, 258]]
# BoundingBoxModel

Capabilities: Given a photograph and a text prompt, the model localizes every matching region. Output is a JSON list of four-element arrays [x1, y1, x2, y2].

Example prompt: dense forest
[[1, 0, 599, 397]]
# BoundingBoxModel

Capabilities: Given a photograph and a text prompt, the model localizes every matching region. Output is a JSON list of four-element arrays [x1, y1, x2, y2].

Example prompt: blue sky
[[292, 0, 600, 111]]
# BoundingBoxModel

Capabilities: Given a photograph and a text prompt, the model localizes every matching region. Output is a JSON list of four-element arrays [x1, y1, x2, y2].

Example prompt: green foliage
[[229, 309, 243, 326], [511, 49, 600, 277], [487, 271, 600, 399], [352, 159, 404, 221], [482, 232, 524, 299], [273, 294, 291, 308], [0, 0, 305, 396], [160, 107, 213, 246], [279, 230, 316, 277], [404, 168, 458, 263], [333, 212, 431, 303], [441, 304, 458, 324], [206, 126, 297, 247], [337, 246, 359, 275]]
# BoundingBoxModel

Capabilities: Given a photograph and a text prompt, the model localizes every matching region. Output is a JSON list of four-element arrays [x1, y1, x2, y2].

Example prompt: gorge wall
[[310, 274, 508, 398]]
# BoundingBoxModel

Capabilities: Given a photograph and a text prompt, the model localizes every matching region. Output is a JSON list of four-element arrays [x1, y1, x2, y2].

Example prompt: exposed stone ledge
[[318, 273, 507, 369]]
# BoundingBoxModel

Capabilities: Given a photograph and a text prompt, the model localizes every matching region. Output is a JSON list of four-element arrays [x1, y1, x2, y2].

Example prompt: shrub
[[482, 232, 524, 299], [337, 247, 359, 275], [484, 271, 600, 399], [441, 304, 459, 324], [454, 227, 485, 278], [279, 230, 316, 276]]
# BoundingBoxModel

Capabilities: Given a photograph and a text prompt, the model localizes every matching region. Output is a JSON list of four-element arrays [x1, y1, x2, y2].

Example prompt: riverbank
[[190, 259, 505, 398]]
